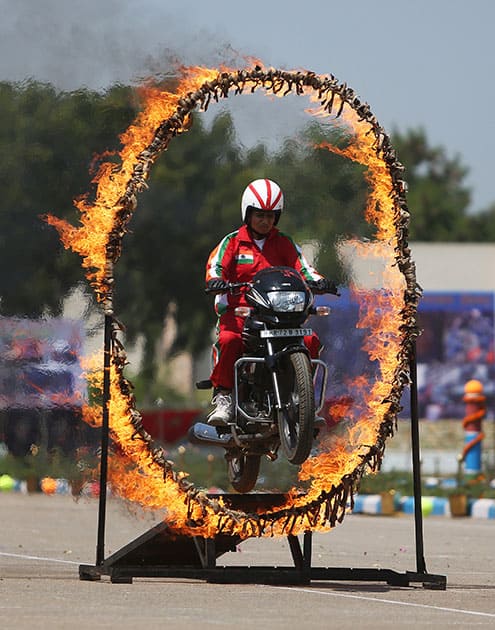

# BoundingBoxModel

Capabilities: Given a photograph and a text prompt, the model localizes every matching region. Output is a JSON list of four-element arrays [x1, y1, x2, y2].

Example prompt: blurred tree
[[391, 127, 472, 241], [0, 81, 136, 316], [465, 204, 495, 241]]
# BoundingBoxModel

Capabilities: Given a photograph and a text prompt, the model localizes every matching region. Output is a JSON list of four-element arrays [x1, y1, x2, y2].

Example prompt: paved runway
[[1, 493, 494, 629]]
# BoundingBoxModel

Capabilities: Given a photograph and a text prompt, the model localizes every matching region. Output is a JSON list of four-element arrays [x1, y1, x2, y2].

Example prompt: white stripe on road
[[0, 551, 79, 565], [276, 586, 495, 619]]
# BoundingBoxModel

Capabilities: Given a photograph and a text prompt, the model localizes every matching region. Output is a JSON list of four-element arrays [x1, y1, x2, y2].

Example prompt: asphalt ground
[[1, 493, 494, 629]]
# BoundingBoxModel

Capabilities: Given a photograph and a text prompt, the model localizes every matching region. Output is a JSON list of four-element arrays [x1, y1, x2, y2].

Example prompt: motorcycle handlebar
[[206, 281, 341, 296], [312, 287, 341, 297], [307, 283, 341, 297], [205, 281, 252, 295]]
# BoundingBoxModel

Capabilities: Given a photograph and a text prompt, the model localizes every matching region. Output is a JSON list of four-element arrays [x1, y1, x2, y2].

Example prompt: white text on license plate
[[260, 328, 312, 338]]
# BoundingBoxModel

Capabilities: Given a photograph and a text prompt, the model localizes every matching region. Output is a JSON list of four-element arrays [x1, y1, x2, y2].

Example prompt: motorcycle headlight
[[267, 291, 306, 312]]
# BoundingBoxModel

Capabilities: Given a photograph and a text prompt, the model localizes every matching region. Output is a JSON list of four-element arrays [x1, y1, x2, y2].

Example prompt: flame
[[47, 62, 413, 537], [79, 354, 104, 428]]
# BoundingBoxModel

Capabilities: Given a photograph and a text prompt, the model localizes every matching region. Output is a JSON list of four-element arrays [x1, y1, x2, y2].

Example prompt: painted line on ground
[[0, 551, 79, 565], [275, 586, 495, 619]]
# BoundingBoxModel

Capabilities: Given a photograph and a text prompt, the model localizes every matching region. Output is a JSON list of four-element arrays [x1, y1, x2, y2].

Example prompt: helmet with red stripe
[[241, 179, 284, 225]]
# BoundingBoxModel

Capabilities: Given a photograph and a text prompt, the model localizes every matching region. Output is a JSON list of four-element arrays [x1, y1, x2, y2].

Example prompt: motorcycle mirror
[[315, 306, 331, 316], [234, 306, 252, 317]]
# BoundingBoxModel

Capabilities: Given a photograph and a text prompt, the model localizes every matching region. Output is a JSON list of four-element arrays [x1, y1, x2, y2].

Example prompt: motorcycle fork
[[265, 337, 321, 418], [266, 336, 328, 415], [265, 337, 284, 411]]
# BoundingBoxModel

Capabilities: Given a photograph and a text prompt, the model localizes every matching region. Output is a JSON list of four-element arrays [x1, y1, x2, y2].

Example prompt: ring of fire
[[46, 64, 419, 539]]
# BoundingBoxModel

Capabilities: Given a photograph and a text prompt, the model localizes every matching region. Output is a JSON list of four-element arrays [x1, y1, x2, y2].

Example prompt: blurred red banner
[[140, 409, 202, 444]]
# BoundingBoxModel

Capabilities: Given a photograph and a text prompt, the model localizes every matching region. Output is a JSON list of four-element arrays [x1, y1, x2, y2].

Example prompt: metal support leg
[[193, 537, 217, 569], [287, 532, 312, 582], [303, 531, 312, 570], [96, 313, 112, 566], [287, 534, 304, 570], [410, 342, 427, 574]]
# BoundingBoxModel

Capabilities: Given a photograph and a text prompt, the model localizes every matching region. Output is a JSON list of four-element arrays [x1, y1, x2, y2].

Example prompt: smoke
[[0, 0, 248, 90], [0, 1, 307, 163]]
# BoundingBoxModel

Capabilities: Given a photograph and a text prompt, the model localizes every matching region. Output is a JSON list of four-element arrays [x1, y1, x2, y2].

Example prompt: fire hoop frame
[[46, 63, 446, 586]]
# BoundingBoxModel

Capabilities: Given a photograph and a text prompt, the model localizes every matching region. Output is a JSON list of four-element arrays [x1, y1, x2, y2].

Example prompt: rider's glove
[[307, 278, 340, 295], [205, 278, 229, 294]]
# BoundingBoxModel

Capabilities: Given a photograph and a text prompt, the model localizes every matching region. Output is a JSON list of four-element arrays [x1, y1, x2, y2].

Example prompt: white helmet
[[241, 179, 284, 224]]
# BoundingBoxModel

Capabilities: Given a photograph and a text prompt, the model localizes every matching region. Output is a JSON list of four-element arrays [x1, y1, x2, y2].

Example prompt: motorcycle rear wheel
[[278, 352, 315, 465], [227, 453, 261, 493]]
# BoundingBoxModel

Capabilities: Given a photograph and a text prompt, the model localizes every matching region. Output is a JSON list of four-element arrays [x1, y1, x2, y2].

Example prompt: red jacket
[[206, 224, 323, 315]]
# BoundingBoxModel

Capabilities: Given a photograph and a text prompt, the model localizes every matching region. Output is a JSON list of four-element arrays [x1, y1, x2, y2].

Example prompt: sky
[[1, 0, 494, 214]]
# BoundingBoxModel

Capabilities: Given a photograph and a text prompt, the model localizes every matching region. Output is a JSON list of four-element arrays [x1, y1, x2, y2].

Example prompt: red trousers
[[210, 311, 321, 390]]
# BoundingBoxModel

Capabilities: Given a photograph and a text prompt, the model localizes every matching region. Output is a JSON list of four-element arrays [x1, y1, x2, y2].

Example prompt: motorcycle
[[188, 266, 338, 493]]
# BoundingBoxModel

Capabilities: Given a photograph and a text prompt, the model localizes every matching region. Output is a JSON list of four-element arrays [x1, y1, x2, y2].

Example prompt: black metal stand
[[95, 313, 112, 566], [81, 337, 446, 589], [409, 342, 427, 574]]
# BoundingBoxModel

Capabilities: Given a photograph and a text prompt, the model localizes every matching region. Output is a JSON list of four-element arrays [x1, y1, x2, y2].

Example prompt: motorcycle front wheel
[[227, 453, 261, 493], [278, 352, 315, 465]]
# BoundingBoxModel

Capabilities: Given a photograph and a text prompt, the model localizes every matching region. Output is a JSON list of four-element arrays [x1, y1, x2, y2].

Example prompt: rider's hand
[[205, 278, 229, 294], [308, 278, 340, 295]]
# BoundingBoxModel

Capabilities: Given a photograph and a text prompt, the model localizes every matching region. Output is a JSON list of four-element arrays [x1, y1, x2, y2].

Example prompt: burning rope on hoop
[[47, 65, 420, 538]]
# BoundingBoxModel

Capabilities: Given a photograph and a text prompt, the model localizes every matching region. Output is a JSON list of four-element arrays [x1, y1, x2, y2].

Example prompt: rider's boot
[[207, 390, 233, 426]]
